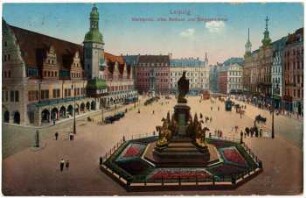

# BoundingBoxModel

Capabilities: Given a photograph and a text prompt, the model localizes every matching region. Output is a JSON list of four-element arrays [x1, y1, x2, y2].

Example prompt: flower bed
[[116, 143, 146, 161], [116, 158, 152, 175], [147, 168, 212, 181], [220, 146, 247, 167], [208, 164, 246, 177]]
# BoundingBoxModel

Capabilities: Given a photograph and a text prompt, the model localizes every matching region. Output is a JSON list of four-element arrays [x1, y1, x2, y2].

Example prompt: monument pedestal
[[173, 103, 190, 136], [149, 102, 215, 167]]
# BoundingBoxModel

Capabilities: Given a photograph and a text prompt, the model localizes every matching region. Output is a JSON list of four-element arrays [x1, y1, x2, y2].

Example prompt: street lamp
[[271, 83, 279, 139], [71, 84, 76, 134], [101, 99, 104, 124]]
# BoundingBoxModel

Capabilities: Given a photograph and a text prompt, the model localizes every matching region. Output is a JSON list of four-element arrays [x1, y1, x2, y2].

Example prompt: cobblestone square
[[2, 96, 303, 195]]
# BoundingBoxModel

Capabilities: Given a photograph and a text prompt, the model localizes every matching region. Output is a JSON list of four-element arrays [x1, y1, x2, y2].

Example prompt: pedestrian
[[138, 109, 140, 114], [210, 117, 212, 122], [218, 106, 220, 111], [69, 132, 74, 141], [53, 119, 56, 125], [60, 159, 65, 172], [65, 160, 70, 170], [211, 106, 213, 111], [99, 157, 103, 165], [152, 110, 155, 114], [55, 132, 59, 140]]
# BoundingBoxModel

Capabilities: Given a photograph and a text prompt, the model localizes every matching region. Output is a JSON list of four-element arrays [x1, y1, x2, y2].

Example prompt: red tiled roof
[[104, 52, 125, 65], [9, 25, 83, 69], [6, 22, 125, 75]]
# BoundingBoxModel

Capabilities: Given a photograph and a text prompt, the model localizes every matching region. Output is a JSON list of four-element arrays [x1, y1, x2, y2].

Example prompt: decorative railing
[[34, 96, 87, 107], [100, 133, 263, 191]]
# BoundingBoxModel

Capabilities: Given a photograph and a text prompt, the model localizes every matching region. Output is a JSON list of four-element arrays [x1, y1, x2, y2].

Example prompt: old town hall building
[[2, 5, 137, 126]]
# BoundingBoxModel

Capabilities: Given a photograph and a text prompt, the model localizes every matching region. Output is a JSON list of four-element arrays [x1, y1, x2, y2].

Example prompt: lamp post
[[101, 99, 104, 124], [271, 83, 279, 139], [71, 84, 76, 134]]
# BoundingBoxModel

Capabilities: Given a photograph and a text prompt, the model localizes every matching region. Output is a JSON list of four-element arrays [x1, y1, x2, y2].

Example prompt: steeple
[[261, 16, 272, 47], [244, 28, 252, 57], [84, 4, 104, 44], [205, 52, 208, 65]]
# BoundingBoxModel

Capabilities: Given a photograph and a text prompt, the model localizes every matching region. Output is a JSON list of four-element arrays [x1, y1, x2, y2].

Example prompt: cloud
[[179, 28, 195, 38], [205, 21, 225, 33]]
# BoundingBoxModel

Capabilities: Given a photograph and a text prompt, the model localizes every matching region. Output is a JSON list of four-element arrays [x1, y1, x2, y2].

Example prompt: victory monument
[[101, 71, 262, 191], [145, 71, 219, 167]]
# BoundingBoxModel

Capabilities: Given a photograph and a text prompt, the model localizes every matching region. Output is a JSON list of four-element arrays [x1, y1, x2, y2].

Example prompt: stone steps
[[165, 147, 200, 152], [167, 142, 195, 148]]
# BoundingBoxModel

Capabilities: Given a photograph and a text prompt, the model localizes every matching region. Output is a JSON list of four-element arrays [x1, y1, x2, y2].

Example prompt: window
[[4, 55, 7, 61], [4, 71, 7, 78], [4, 41, 7, 47], [15, 91, 19, 102], [8, 71, 11, 78], [41, 90, 49, 100], [8, 54, 10, 61], [5, 91, 8, 102], [10, 91, 14, 102], [53, 89, 60, 98]]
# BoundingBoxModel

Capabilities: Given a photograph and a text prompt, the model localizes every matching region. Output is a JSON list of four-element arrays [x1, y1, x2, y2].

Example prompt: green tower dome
[[84, 4, 104, 44], [261, 16, 272, 47], [90, 5, 99, 20], [84, 30, 103, 44]]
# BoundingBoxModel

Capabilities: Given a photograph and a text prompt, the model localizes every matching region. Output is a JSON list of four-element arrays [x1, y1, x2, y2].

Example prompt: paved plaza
[[2, 96, 303, 195]]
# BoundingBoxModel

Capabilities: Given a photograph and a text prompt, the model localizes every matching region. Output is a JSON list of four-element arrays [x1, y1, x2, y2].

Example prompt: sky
[[2, 2, 304, 65]]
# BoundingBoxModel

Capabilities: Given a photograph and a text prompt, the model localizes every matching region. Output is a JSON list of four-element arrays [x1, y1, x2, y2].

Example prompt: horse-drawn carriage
[[255, 114, 267, 124]]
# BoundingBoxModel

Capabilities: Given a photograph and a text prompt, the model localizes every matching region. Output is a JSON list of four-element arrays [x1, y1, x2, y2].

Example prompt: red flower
[[149, 169, 211, 180], [123, 145, 141, 157], [222, 148, 247, 166]]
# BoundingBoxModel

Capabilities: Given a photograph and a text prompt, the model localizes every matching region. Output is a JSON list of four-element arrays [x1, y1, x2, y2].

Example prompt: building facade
[[209, 63, 222, 93], [218, 66, 228, 94], [2, 5, 137, 126], [135, 55, 170, 95], [227, 63, 243, 94], [271, 37, 287, 108], [283, 28, 304, 115], [170, 57, 209, 95], [217, 63, 243, 95], [243, 17, 303, 111]]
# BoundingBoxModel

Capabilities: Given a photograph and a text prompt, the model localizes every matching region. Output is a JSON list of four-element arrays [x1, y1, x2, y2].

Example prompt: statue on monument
[[156, 118, 172, 147], [177, 71, 189, 103]]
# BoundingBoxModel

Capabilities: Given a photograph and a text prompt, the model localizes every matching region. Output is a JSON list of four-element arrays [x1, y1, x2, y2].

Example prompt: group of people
[[199, 113, 212, 123], [54, 131, 75, 141], [214, 129, 223, 138], [244, 127, 263, 138]]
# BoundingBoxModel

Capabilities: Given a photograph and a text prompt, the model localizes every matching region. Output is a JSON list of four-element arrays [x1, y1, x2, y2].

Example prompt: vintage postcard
[[1, 1, 304, 196]]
